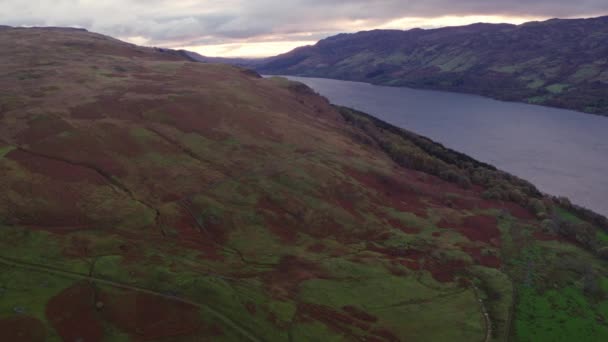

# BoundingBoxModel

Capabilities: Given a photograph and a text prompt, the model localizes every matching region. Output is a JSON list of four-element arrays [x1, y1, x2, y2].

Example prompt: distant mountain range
[[182, 49, 266, 68], [256, 16, 608, 115]]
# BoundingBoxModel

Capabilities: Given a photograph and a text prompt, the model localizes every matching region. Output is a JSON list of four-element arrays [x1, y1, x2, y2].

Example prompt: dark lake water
[[281, 76, 608, 217]]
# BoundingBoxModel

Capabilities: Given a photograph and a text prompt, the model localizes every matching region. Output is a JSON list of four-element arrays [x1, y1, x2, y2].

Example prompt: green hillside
[[0, 27, 607, 341]]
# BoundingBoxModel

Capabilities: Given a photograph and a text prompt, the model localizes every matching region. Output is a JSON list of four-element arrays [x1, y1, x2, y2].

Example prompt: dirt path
[[0, 255, 262, 342], [471, 283, 493, 342]]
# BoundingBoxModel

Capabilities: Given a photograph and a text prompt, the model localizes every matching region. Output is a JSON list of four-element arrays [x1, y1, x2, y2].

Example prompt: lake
[[282, 76, 608, 217]]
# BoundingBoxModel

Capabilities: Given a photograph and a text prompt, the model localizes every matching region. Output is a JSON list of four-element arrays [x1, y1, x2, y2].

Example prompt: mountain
[[1, 26, 608, 341], [182, 50, 266, 68], [258, 16, 608, 115]]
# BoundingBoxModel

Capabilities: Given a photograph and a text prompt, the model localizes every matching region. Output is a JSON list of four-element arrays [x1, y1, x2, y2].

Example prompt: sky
[[2, 0, 607, 57]]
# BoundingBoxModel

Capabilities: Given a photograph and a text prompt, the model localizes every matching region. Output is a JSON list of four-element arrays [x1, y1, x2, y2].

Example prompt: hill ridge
[[257, 15, 608, 115], [1, 26, 608, 341]]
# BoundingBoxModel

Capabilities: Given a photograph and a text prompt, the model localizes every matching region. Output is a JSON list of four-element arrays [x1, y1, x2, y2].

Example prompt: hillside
[[258, 16, 608, 115], [1, 26, 608, 341]]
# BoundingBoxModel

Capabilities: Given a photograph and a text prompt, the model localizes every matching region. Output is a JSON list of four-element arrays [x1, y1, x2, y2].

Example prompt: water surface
[[282, 76, 608, 217]]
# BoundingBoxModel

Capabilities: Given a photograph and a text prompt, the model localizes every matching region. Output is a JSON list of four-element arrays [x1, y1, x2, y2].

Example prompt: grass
[[129, 127, 156, 140], [598, 231, 608, 244], [299, 272, 438, 309], [472, 266, 514, 340], [0, 145, 14, 158], [434, 53, 476, 72], [546, 83, 569, 94], [515, 286, 608, 342], [526, 78, 546, 89], [554, 207, 585, 224], [493, 65, 519, 73], [372, 288, 484, 341], [297, 258, 485, 340], [527, 95, 552, 104], [500, 210, 608, 342], [93, 255, 131, 281], [227, 223, 286, 264], [291, 321, 344, 342], [0, 264, 73, 334], [0, 227, 90, 274], [570, 65, 600, 82], [2, 26, 608, 340]]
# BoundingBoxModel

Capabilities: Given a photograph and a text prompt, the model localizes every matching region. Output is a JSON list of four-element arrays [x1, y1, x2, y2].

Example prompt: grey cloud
[[1, 0, 607, 48]]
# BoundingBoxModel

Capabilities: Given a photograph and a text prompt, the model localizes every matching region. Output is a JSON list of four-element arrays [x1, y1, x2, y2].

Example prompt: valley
[[257, 16, 608, 116], [0, 26, 607, 341]]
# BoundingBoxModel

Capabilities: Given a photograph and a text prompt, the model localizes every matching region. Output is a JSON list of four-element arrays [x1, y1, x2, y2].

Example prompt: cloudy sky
[[2, 0, 607, 57]]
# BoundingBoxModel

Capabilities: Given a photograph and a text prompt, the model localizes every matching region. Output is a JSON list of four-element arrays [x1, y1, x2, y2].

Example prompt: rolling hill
[[1, 26, 608, 341], [258, 16, 608, 115]]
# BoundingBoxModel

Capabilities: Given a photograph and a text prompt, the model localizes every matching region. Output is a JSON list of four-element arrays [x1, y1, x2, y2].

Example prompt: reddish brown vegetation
[[45, 283, 104, 342], [400, 259, 422, 270], [26, 132, 127, 177], [370, 328, 400, 342], [298, 303, 399, 341], [533, 231, 561, 241], [100, 289, 203, 341], [325, 181, 365, 220], [392, 249, 468, 283], [446, 196, 479, 211], [502, 202, 537, 220], [426, 259, 468, 283], [7, 149, 105, 184], [0, 316, 47, 342], [367, 244, 426, 259], [307, 243, 326, 253], [14, 115, 72, 144], [344, 168, 429, 218], [298, 303, 368, 335], [439, 215, 501, 245], [73, 95, 227, 140], [171, 211, 224, 261], [388, 218, 421, 234], [342, 306, 378, 323], [62, 236, 93, 258], [264, 256, 326, 298], [7, 179, 93, 228], [257, 197, 299, 244], [462, 246, 502, 269], [245, 302, 257, 315]]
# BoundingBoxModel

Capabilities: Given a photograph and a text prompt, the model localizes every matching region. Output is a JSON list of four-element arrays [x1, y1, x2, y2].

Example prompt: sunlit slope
[[0, 27, 607, 341]]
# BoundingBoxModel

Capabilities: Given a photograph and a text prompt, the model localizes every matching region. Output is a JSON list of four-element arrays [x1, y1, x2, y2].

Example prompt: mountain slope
[[1, 27, 608, 341], [258, 16, 608, 115]]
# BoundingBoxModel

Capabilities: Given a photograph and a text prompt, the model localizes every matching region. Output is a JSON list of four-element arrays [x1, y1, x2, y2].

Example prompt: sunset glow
[[182, 40, 317, 58], [180, 15, 548, 58]]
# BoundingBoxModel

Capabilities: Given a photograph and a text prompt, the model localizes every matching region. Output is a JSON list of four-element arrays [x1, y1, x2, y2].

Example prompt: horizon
[[2, 1, 608, 58], [180, 15, 550, 58], [3, 14, 603, 58], [181, 14, 607, 58], [182, 15, 552, 58]]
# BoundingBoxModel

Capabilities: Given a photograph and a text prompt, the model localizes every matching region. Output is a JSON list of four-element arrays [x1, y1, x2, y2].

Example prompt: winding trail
[[471, 283, 493, 342], [0, 255, 262, 342]]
